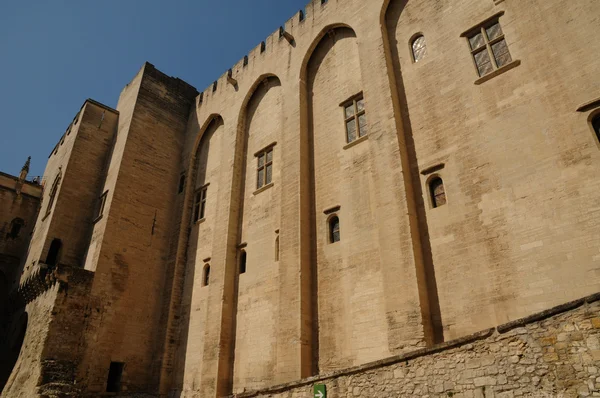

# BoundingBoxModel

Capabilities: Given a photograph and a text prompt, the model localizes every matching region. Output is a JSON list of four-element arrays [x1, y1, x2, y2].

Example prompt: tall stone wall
[[386, 0, 600, 340], [168, 0, 600, 395], [234, 294, 600, 398], [77, 63, 198, 394]]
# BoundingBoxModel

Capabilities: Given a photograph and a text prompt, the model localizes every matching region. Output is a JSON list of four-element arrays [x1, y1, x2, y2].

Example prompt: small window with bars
[[429, 177, 447, 208], [256, 147, 274, 190], [193, 186, 208, 222], [466, 19, 512, 77], [343, 94, 367, 144], [329, 215, 340, 243]]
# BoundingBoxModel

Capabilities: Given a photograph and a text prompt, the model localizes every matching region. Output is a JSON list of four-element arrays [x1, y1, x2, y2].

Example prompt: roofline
[[84, 98, 119, 115]]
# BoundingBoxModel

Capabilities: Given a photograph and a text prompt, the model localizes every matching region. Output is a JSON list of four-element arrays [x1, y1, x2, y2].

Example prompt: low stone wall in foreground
[[235, 293, 600, 398]]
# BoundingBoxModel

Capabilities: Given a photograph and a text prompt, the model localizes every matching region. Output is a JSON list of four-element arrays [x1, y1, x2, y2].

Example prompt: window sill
[[474, 60, 521, 85], [343, 134, 369, 150], [253, 182, 274, 196], [195, 218, 206, 225]]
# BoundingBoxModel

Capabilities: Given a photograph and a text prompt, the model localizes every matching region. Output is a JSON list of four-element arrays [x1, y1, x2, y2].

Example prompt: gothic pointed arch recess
[[231, 74, 283, 393], [170, 113, 224, 395], [299, 23, 390, 374]]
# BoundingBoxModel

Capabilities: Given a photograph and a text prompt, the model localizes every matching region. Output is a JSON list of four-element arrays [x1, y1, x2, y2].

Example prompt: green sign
[[314, 384, 326, 398]]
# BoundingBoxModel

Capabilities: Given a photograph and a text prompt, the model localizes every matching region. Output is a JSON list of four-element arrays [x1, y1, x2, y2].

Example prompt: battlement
[[196, 0, 334, 106]]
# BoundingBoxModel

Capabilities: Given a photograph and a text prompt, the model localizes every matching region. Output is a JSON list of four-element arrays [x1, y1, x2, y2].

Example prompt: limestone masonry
[[1, 0, 600, 397]]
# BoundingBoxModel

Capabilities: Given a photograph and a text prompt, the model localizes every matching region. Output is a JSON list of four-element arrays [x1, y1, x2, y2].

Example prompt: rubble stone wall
[[233, 294, 600, 398]]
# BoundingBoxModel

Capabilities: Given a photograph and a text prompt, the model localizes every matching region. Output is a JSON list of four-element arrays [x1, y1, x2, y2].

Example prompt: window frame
[[193, 185, 208, 223], [328, 215, 341, 244], [428, 175, 447, 209], [341, 93, 367, 144], [44, 173, 62, 219], [203, 264, 210, 287], [239, 250, 247, 275], [462, 14, 513, 79], [409, 33, 427, 63], [255, 145, 275, 191]]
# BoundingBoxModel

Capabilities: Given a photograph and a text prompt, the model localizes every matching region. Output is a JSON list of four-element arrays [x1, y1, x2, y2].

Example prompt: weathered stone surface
[[1, 0, 600, 396], [232, 300, 600, 398]]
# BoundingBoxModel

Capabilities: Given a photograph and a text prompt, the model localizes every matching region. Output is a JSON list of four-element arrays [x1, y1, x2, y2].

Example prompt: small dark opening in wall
[[329, 216, 340, 243], [243, 55, 248, 67], [178, 173, 186, 194], [239, 251, 247, 274], [593, 115, 600, 142], [106, 362, 124, 392], [260, 41, 266, 53], [429, 177, 447, 208], [299, 9, 305, 22], [8, 218, 24, 239], [46, 238, 62, 267], [321, 0, 328, 4], [203, 265, 210, 286], [212, 81, 218, 92]]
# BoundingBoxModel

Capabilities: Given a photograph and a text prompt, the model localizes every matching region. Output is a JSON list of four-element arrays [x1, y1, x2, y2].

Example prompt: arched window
[[429, 177, 447, 208], [329, 216, 340, 243], [411, 34, 427, 63], [275, 235, 280, 262], [593, 114, 600, 143], [203, 264, 210, 287], [8, 218, 25, 239], [239, 251, 247, 274], [45, 174, 61, 217], [46, 238, 62, 267]]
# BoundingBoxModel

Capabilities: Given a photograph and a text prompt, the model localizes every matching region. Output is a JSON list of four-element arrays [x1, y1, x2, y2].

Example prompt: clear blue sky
[[0, 0, 308, 178]]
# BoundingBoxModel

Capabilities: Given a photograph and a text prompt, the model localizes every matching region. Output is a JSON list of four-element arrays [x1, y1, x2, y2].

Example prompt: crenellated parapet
[[195, 0, 334, 108]]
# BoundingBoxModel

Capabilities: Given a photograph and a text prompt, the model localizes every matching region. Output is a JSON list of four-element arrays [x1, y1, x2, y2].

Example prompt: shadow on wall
[[384, 0, 444, 344], [171, 114, 221, 393], [0, 311, 28, 394]]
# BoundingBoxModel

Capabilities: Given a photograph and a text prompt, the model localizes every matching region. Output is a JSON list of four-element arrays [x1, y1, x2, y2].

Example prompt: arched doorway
[[46, 238, 62, 267]]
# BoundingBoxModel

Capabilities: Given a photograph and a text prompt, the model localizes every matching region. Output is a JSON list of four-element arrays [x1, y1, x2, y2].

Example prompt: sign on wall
[[314, 384, 326, 398]]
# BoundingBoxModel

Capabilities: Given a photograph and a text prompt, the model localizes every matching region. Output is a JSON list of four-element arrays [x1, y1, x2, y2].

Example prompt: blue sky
[[0, 0, 308, 178]]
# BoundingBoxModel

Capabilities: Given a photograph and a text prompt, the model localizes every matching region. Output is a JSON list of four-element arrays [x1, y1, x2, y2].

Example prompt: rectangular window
[[193, 186, 208, 222], [94, 191, 108, 222], [343, 94, 367, 143], [256, 147, 274, 190], [467, 19, 512, 77]]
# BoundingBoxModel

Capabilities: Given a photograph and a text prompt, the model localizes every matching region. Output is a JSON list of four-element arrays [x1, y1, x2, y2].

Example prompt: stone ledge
[[496, 291, 600, 333], [232, 328, 495, 397]]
